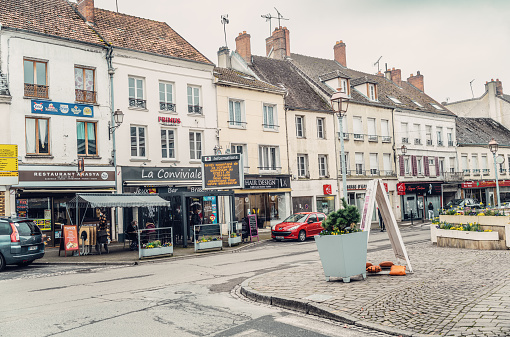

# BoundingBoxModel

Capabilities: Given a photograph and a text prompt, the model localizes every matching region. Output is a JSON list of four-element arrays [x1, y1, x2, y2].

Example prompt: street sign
[[0, 157, 18, 171], [0, 144, 19, 186], [0, 172, 18, 176], [0, 145, 17, 158]]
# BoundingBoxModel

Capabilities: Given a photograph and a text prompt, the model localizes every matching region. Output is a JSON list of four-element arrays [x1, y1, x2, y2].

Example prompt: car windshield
[[449, 199, 464, 206], [282, 214, 309, 223], [15, 221, 41, 236]]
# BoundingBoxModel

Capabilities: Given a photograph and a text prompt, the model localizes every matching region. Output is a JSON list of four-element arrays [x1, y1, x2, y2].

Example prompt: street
[[0, 226, 430, 336]]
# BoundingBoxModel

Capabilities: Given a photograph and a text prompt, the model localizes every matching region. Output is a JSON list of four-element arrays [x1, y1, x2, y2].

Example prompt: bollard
[[410, 210, 414, 226]]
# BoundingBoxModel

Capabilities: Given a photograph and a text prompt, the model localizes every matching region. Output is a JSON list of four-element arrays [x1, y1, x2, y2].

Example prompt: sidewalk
[[240, 242, 510, 337]]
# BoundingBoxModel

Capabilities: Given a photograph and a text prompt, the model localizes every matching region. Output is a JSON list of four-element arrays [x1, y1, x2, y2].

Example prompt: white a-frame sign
[[360, 179, 413, 273]]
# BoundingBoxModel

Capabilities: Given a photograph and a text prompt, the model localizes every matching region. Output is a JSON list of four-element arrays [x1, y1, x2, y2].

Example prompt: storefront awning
[[67, 193, 170, 208]]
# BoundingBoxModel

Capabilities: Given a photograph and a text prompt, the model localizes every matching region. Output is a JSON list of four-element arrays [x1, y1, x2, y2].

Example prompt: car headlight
[[288, 225, 300, 231]]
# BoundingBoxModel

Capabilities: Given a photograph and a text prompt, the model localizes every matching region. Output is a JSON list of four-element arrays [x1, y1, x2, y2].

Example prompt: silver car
[[0, 218, 45, 271]]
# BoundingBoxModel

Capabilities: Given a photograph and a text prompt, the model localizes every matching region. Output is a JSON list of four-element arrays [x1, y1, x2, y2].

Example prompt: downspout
[[391, 108, 399, 219]]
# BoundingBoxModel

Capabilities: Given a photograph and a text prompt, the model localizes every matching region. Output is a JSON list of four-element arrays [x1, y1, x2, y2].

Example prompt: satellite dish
[[496, 155, 505, 164]]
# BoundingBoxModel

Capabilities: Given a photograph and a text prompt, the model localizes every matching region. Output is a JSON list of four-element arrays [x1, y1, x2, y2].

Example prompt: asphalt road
[[0, 225, 430, 336]]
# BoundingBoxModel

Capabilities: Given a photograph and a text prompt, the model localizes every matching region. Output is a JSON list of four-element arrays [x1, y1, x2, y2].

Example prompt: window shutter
[[411, 155, 417, 176], [399, 156, 405, 176], [435, 156, 440, 177], [424, 156, 429, 176]]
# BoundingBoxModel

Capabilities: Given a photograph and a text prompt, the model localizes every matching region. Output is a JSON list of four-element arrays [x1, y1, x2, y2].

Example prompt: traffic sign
[[0, 157, 18, 171]]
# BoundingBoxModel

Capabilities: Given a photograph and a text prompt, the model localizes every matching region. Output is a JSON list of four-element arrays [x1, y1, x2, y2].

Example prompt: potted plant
[[195, 236, 223, 251], [139, 240, 173, 258], [228, 232, 242, 246], [314, 198, 367, 283]]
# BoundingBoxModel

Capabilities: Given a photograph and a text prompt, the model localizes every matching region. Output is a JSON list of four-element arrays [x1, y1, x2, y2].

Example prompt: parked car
[[445, 198, 483, 209], [0, 218, 45, 271], [271, 212, 326, 242]]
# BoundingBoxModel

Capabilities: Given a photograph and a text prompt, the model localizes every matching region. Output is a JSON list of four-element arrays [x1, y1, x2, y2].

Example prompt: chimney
[[77, 0, 94, 24], [390, 67, 402, 87], [333, 41, 346, 67], [496, 79, 503, 96], [408, 71, 424, 92], [265, 27, 290, 60], [235, 31, 252, 64], [384, 69, 392, 81], [217, 47, 231, 69]]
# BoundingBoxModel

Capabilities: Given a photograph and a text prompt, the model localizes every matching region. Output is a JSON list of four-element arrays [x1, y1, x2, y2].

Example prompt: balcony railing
[[472, 169, 480, 175], [482, 169, 490, 176], [437, 140, 444, 146], [353, 133, 364, 141], [337, 132, 350, 140], [24, 83, 48, 99], [444, 171, 465, 182], [129, 98, 147, 109], [414, 138, 422, 145], [160, 102, 176, 112], [381, 136, 392, 143], [228, 120, 247, 128], [463, 169, 471, 175], [75, 89, 96, 103], [500, 169, 507, 175], [402, 137, 409, 144], [448, 140, 454, 147], [368, 135, 378, 142], [426, 139, 433, 146], [262, 124, 280, 131], [188, 105, 203, 114]]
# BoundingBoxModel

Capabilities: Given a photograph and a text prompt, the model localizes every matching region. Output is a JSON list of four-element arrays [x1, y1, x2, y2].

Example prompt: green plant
[[321, 198, 361, 235]]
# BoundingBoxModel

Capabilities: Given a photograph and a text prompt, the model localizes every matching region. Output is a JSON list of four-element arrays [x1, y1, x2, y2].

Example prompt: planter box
[[477, 216, 510, 226], [139, 245, 173, 258], [436, 228, 499, 241], [314, 231, 368, 283], [195, 240, 223, 251], [440, 215, 510, 226], [436, 228, 504, 250], [228, 236, 242, 246], [440, 215, 474, 224]]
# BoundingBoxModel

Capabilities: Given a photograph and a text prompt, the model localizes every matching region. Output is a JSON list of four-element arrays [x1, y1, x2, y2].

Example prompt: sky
[[95, 0, 510, 103]]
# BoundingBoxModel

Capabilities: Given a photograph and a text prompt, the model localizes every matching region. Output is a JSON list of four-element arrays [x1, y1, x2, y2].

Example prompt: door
[[405, 196, 417, 220], [316, 213, 326, 234], [305, 214, 318, 236], [417, 196, 425, 219]]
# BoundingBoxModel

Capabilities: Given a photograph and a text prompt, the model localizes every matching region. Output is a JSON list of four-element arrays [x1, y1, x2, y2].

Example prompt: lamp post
[[331, 91, 350, 200], [108, 109, 124, 140], [489, 138, 501, 207]]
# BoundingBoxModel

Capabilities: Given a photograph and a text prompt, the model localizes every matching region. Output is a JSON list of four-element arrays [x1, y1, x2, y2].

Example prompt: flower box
[[314, 231, 368, 283], [228, 236, 242, 246], [436, 228, 499, 241], [139, 245, 173, 258], [195, 240, 223, 251]]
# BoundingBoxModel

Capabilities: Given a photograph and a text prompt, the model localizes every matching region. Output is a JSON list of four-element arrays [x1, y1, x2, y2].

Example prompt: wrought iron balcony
[[337, 132, 349, 140], [129, 98, 147, 109], [472, 169, 480, 175], [160, 102, 176, 112], [368, 135, 378, 142], [414, 138, 422, 145], [426, 139, 433, 145], [353, 133, 364, 141], [24, 83, 48, 99], [444, 171, 465, 182], [437, 140, 444, 146], [188, 105, 203, 114], [262, 123, 280, 131], [482, 169, 490, 176], [75, 89, 96, 103], [228, 120, 247, 128], [448, 140, 454, 147], [500, 169, 507, 175], [381, 136, 392, 143], [402, 137, 409, 144], [463, 169, 471, 176]]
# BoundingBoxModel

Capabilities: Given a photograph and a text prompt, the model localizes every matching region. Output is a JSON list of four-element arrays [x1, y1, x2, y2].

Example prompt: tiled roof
[[500, 94, 510, 104], [350, 76, 378, 86], [318, 70, 351, 81], [456, 117, 510, 146], [213, 67, 285, 93], [289, 53, 455, 116], [0, 0, 102, 45], [92, 8, 212, 64], [249, 56, 333, 112]]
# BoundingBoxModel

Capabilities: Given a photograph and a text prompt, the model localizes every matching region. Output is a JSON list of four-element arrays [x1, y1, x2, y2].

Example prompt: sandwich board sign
[[360, 179, 413, 273]]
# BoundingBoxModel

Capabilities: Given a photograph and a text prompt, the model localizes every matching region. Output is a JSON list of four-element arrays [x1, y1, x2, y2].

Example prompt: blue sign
[[31, 100, 94, 118]]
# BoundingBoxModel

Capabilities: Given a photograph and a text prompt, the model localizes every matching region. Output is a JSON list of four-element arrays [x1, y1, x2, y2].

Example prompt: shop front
[[398, 182, 442, 220], [234, 175, 291, 229], [12, 165, 116, 246], [461, 180, 510, 206]]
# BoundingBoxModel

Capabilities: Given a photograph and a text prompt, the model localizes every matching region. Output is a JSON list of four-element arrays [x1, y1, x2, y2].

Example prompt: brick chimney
[[265, 27, 290, 60], [235, 31, 252, 64], [496, 78, 503, 95], [333, 41, 346, 67], [390, 67, 402, 87], [408, 71, 424, 92], [77, 0, 94, 23]]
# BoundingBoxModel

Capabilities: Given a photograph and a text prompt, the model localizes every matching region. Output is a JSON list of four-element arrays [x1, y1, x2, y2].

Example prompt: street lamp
[[109, 109, 124, 140], [331, 90, 350, 200], [489, 138, 501, 207], [400, 144, 408, 156]]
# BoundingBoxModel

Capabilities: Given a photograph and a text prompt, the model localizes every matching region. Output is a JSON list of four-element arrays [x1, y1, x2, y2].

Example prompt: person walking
[[378, 209, 385, 232], [428, 202, 434, 220]]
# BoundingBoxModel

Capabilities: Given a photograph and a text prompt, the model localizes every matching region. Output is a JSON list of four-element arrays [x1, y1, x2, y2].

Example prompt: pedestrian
[[428, 202, 434, 220], [378, 209, 385, 232]]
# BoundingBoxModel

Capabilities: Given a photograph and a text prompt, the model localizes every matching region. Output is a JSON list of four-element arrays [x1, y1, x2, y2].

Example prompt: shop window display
[[236, 193, 288, 228]]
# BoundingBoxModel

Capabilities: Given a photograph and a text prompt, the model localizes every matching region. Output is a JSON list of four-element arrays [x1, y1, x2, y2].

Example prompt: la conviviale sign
[[122, 167, 202, 182]]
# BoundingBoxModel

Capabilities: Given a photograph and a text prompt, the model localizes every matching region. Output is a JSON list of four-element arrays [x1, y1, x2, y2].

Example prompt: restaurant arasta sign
[[32, 100, 94, 118], [19, 170, 113, 182], [243, 175, 291, 189], [122, 167, 202, 181]]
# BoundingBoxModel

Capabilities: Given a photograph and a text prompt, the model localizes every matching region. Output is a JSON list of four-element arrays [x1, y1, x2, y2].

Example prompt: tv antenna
[[374, 56, 382, 73], [115, 0, 119, 12], [261, 8, 289, 35], [469, 79, 475, 98], [221, 15, 230, 48]]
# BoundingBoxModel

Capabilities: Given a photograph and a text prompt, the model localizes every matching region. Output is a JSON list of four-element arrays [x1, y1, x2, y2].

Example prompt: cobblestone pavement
[[241, 243, 510, 337]]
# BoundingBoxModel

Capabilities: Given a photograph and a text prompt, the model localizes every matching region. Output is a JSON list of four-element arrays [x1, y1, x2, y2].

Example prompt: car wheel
[[298, 230, 306, 242], [273, 238, 281, 242], [17, 260, 34, 267], [0, 253, 5, 272]]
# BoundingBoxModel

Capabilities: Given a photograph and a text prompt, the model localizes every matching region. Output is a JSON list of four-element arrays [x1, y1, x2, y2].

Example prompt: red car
[[272, 212, 327, 242]]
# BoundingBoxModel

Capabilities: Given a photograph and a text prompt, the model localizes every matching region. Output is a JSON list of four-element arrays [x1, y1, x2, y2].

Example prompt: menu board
[[202, 154, 244, 189], [16, 199, 28, 218], [247, 214, 259, 242], [63, 225, 79, 252]]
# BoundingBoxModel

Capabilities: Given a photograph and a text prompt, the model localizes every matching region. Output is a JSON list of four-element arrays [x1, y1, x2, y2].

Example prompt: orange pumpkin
[[366, 262, 373, 268], [379, 261, 394, 268], [366, 265, 381, 273]]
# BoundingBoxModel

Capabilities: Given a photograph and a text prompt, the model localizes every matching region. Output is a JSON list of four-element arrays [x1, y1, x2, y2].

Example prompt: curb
[[240, 279, 421, 337]]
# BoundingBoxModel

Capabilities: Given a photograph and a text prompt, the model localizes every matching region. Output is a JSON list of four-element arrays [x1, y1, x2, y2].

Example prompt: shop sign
[[0, 144, 19, 185], [32, 100, 94, 118], [158, 116, 181, 126], [397, 182, 406, 195], [401, 182, 442, 195], [462, 180, 510, 189], [0, 144, 18, 158], [202, 154, 243, 189], [63, 225, 79, 252], [244, 175, 291, 189], [323, 184, 332, 195], [122, 166, 202, 182], [19, 170, 114, 182], [348, 183, 389, 192]]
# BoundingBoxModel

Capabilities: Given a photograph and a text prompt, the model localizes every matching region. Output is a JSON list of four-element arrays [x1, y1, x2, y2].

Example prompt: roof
[[318, 70, 351, 81], [213, 67, 285, 93], [249, 56, 333, 112], [92, 8, 212, 64], [289, 53, 455, 116], [68, 193, 170, 208], [456, 117, 510, 146], [0, 0, 103, 45]]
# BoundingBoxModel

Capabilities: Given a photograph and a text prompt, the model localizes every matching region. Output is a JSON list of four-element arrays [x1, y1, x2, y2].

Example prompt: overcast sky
[[96, 0, 509, 103]]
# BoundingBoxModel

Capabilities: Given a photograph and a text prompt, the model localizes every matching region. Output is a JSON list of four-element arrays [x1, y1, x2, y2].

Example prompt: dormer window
[[412, 100, 423, 108], [388, 96, 402, 104], [430, 103, 444, 111], [368, 84, 376, 101], [319, 70, 351, 97], [340, 79, 349, 94]]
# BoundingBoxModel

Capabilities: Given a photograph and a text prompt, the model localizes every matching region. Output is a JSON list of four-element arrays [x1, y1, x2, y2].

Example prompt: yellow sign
[[0, 172, 18, 176], [0, 158, 17, 171], [0, 144, 18, 158]]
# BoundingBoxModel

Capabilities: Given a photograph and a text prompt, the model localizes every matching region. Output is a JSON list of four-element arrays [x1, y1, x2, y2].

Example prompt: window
[[368, 84, 376, 101], [413, 124, 421, 145], [231, 144, 248, 171], [401, 122, 409, 143], [369, 153, 378, 175], [439, 158, 445, 175], [471, 154, 479, 174], [353, 116, 363, 140], [417, 157, 423, 175], [387, 96, 402, 104], [228, 99, 245, 128], [318, 155, 328, 177], [161, 129, 175, 159], [355, 152, 364, 175], [426, 125, 432, 145], [295, 115, 305, 138], [339, 151, 349, 174], [437, 127, 443, 146], [189, 131, 202, 160], [367, 118, 377, 141], [316, 118, 325, 139], [159, 82, 175, 112], [461, 155, 469, 173], [259, 146, 279, 171], [77, 121, 97, 156], [447, 128, 453, 146], [24, 59, 48, 98], [404, 157, 410, 175], [130, 126, 146, 158], [449, 157, 456, 173], [297, 155, 308, 177], [340, 79, 349, 94], [26, 117, 49, 154], [263, 104, 277, 130], [187, 85, 202, 114], [381, 119, 391, 142], [383, 154, 392, 175], [128, 76, 146, 108], [339, 115, 348, 139], [412, 100, 423, 108], [481, 155, 489, 175]]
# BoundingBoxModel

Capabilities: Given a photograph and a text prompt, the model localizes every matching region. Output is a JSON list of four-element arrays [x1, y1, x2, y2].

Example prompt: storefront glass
[[236, 193, 289, 228], [316, 196, 335, 214], [292, 196, 313, 213]]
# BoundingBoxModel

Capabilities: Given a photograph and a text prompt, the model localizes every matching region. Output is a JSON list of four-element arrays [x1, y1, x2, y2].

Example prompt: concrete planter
[[314, 231, 368, 283], [139, 245, 173, 258], [228, 236, 242, 246], [477, 216, 510, 226], [440, 215, 473, 224], [436, 228, 499, 241], [195, 240, 223, 251], [440, 215, 510, 226]]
